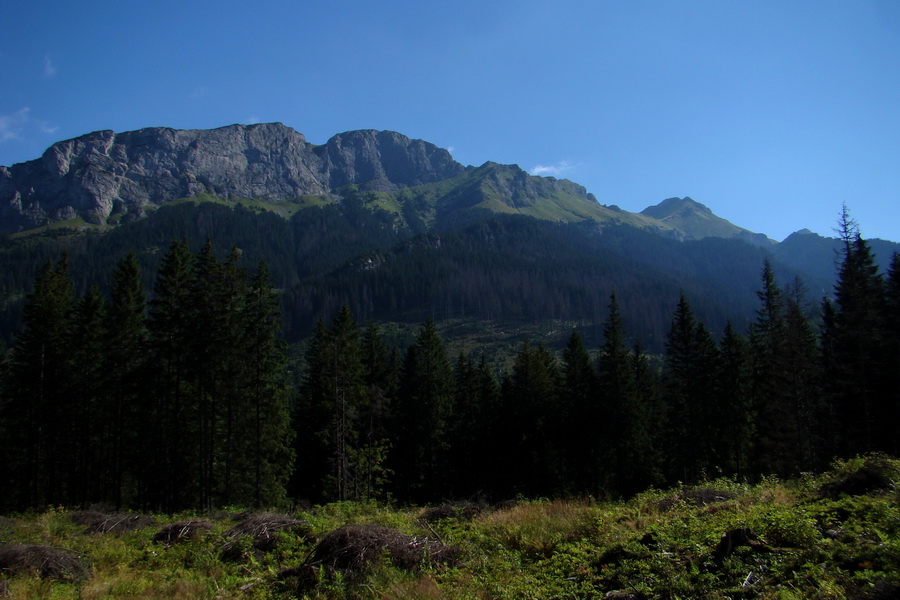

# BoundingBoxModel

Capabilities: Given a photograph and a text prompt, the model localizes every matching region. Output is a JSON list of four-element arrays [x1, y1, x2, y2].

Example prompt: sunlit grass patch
[[477, 499, 597, 558]]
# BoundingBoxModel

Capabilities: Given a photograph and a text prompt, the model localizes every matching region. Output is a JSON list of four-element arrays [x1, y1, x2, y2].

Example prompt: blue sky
[[2, 0, 899, 242]]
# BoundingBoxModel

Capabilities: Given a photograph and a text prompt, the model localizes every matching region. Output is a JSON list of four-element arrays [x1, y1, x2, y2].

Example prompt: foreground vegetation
[[0, 455, 897, 599]]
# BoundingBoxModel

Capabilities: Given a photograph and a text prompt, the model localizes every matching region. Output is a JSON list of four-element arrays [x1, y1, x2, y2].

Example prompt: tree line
[[290, 215, 897, 503], [0, 240, 293, 512], [0, 213, 897, 511]]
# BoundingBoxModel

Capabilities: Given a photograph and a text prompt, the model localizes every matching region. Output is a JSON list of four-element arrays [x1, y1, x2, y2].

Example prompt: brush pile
[[291, 523, 458, 577], [220, 512, 310, 560], [152, 520, 212, 545], [70, 511, 156, 534], [0, 544, 91, 582]]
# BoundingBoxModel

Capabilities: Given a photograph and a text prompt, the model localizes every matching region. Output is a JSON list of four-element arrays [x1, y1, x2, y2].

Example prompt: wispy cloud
[[530, 159, 576, 177], [43, 55, 57, 77], [38, 122, 59, 135], [0, 107, 31, 142], [246, 115, 261, 125], [189, 86, 208, 100]]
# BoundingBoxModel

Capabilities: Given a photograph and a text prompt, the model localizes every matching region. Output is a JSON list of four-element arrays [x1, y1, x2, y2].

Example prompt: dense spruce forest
[[0, 199, 833, 357], [0, 210, 896, 513]]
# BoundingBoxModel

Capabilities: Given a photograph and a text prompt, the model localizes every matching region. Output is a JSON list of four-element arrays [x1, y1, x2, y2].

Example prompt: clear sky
[[2, 0, 899, 242]]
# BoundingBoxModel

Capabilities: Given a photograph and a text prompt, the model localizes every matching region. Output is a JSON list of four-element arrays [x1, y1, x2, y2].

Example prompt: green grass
[[1, 455, 897, 599], [9, 217, 106, 240], [167, 193, 332, 218]]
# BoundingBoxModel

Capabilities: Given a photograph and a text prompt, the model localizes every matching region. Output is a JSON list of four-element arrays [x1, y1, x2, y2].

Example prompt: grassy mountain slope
[[641, 197, 774, 246]]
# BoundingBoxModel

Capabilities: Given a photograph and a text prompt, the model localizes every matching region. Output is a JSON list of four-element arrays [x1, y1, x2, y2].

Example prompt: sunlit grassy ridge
[[0, 455, 897, 599]]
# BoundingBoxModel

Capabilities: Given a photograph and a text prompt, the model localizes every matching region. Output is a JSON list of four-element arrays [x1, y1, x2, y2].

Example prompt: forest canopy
[[0, 215, 897, 512]]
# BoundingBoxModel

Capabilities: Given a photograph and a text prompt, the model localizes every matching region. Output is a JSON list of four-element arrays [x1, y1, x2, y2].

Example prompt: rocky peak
[[316, 129, 464, 191], [0, 123, 465, 233]]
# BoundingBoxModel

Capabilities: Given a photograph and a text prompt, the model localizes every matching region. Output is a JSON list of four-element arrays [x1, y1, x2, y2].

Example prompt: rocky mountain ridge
[[0, 123, 771, 241], [0, 123, 464, 233]]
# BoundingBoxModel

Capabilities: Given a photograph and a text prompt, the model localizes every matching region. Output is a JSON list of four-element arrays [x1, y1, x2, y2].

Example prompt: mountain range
[[0, 123, 769, 242], [1, 123, 897, 350]]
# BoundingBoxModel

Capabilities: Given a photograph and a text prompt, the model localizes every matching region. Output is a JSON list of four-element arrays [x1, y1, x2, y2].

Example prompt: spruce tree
[[717, 323, 754, 475], [187, 239, 231, 508], [749, 260, 791, 475], [325, 305, 366, 501], [826, 213, 886, 456], [393, 320, 454, 501], [500, 340, 563, 497], [597, 294, 656, 496], [145, 240, 197, 511], [241, 260, 294, 506], [882, 253, 900, 455], [297, 306, 367, 502], [66, 285, 109, 506], [357, 324, 393, 501], [107, 252, 147, 508], [630, 340, 664, 488], [782, 280, 823, 471], [8, 257, 75, 507], [295, 319, 332, 502], [560, 329, 598, 494], [451, 352, 480, 496], [660, 293, 723, 483]]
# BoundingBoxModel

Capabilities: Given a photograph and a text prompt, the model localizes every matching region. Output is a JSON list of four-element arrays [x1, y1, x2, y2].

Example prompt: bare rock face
[[318, 129, 464, 191], [0, 123, 464, 233]]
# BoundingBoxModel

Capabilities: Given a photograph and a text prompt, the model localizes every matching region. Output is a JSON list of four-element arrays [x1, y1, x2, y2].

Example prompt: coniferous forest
[[0, 215, 897, 514]]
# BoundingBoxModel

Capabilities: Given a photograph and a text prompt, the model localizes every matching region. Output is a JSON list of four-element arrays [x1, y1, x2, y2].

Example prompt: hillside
[[0, 198, 810, 351], [1, 124, 898, 351]]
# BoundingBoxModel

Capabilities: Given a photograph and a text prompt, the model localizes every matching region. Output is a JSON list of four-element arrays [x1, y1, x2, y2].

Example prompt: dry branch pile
[[220, 512, 310, 559], [820, 456, 897, 498], [420, 502, 483, 523], [152, 520, 212, 545], [71, 511, 156, 534], [0, 544, 91, 582], [303, 524, 458, 574]]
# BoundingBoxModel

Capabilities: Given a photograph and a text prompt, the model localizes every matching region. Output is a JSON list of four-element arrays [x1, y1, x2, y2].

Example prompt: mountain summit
[[640, 197, 773, 246]]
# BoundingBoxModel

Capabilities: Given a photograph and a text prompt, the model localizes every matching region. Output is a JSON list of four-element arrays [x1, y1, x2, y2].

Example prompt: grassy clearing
[[0, 455, 897, 599]]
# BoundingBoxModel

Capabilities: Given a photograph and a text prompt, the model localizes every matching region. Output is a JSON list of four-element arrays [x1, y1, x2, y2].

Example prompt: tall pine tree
[[8, 257, 75, 507], [393, 320, 454, 501], [825, 210, 887, 456]]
